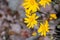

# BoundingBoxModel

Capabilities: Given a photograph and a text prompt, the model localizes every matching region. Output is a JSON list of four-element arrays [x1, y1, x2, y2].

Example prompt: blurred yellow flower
[[50, 13, 57, 20], [38, 20, 49, 36], [24, 13, 39, 28], [32, 31, 37, 36], [22, 0, 39, 14], [39, 0, 51, 7]]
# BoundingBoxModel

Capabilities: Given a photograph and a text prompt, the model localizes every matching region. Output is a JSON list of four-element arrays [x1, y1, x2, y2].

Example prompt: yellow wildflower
[[22, 0, 39, 14], [38, 20, 49, 36], [39, 0, 51, 7], [50, 13, 57, 20], [24, 13, 39, 28]]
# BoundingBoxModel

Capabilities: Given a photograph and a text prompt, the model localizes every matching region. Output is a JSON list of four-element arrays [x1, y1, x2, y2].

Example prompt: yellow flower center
[[30, 17, 34, 22]]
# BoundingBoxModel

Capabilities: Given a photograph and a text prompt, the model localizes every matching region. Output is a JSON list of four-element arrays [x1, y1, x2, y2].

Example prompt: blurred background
[[0, 0, 60, 40]]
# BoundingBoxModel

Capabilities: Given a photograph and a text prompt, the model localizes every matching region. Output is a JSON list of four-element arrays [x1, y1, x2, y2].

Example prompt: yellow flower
[[39, 0, 51, 7], [38, 20, 49, 36], [50, 13, 57, 20], [32, 31, 37, 36], [24, 13, 39, 28], [22, 0, 39, 14]]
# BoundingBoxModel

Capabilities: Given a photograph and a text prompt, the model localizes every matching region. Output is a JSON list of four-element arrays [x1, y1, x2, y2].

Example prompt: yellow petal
[[24, 18, 28, 20], [35, 16, 39, 19], [32, 32, 37, 36], [27, 23, 30, 27]]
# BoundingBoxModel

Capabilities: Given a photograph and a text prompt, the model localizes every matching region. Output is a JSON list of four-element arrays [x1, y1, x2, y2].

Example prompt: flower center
[[30, 18, 33, 22]]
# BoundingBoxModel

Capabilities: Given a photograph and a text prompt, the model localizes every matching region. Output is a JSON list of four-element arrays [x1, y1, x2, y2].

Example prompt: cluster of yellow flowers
[[22, 0, 57, 37], [22, 0, 52, 14], [22, 0, 39, 14]]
